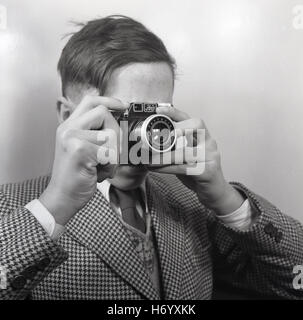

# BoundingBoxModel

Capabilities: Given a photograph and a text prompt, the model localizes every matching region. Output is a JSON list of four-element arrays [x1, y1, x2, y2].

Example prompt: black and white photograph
[[0, 0, 303, 304]]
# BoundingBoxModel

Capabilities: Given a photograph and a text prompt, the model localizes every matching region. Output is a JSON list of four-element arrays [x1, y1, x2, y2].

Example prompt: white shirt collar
[[97, 178, 148, 208], [97, 179, 112, 202]]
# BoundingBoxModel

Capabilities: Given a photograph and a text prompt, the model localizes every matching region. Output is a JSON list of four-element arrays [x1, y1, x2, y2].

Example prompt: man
[[0, 15, 302, 300]]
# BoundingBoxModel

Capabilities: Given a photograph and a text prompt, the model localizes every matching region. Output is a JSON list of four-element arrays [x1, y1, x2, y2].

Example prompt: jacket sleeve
[[208, 182, 303, 300], [0, 189, 68, 300]]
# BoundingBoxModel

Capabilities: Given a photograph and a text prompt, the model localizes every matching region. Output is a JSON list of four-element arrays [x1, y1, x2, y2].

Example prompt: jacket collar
[[65, 173, 185, 300], [146, 174, 185, 299]]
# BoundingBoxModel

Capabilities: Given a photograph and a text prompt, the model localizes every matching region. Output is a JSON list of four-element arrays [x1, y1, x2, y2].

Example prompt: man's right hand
[[39, 95, 127, 226]]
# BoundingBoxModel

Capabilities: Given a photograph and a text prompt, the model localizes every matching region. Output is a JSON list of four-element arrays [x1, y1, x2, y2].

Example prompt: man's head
[[57, 15, 176, 189]]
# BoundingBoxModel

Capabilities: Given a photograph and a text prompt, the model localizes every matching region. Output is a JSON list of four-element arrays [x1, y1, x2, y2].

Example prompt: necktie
[[112, 187, 146, 234]]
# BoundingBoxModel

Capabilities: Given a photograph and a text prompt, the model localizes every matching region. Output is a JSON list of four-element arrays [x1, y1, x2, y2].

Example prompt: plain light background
[[0, 0, 302, 221]]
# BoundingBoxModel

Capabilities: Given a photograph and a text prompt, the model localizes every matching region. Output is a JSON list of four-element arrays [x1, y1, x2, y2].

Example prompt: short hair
[[58, 15, 176, 96]]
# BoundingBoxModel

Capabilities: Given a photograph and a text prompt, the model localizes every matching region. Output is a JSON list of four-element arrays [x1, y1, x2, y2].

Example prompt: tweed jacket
[[0, 173, 302, 300]]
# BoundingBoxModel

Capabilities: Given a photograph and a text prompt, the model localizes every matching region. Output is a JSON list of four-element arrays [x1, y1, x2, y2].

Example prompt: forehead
[[105, 62, 174, 103], [66, 62, 174, 105]]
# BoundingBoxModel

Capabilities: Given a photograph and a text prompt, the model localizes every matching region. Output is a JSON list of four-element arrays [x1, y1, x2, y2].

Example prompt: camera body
[[112, 102, 176, 163]]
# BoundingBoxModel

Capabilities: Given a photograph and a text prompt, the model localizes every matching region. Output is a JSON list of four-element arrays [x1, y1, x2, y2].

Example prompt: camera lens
[[141, 115, 176, 153]]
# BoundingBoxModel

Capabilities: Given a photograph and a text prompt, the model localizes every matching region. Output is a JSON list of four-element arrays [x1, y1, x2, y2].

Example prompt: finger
[[175, 118, 206, 131], [75, 129, 120, 164], [66, 135, 119, 167], [62, 136, 118, 187], [96, 163, 118, 182], [174, 119, 209, 146], [149, 162, 205, 176], [67, 137, 100, 166], [69, 95, 128, 119], [149, 164, 187, 174], [156, 106, 189, 122], [97, 145, 119, 165], [66, 129, 119, 147], [149, 146, 206, 166], [71, 105, 119, 131], [185, 127, 208, 147]]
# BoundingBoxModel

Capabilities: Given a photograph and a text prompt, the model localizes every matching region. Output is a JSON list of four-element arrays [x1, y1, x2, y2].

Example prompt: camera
[[112, 102, 176, 164]]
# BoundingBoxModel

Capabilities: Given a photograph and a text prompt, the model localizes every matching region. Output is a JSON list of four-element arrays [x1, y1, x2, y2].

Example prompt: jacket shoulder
[[0, 175, 50, 208], [148, 172, 204, 209]]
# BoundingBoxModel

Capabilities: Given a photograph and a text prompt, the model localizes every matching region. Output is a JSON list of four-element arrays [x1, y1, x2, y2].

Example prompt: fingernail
[[156, 106, 166, 113], [158, 103, 173, 108]]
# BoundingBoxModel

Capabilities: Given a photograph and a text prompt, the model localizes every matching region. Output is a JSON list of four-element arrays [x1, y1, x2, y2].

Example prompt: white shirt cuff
[[217, 199, 253, 231], [25, 199, 65, 240]]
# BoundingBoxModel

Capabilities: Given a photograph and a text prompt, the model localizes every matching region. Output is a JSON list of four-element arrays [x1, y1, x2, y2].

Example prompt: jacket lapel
[[65, 189, 159, 300], [146, 175, 185, 300]]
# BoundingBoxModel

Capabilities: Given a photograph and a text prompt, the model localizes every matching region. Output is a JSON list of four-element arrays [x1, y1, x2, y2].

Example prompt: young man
[[0, 15, 302, 300]]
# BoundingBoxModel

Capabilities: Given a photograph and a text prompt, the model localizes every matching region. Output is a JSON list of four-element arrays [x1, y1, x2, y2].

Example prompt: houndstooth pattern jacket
[[0, 173, 303, 300]]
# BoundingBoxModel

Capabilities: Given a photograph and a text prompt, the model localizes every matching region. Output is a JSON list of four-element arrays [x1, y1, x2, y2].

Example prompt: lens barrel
[[139, 114, 176, 153]]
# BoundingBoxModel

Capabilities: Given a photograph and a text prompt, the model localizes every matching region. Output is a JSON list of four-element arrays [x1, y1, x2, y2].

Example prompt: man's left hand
[[148, 106, 245, 216]]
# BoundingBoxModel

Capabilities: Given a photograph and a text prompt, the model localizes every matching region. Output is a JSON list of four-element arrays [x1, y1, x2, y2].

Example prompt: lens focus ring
[[141, 115, 176, 153]]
